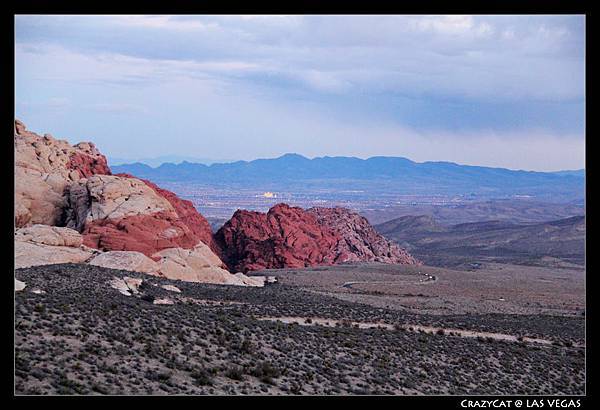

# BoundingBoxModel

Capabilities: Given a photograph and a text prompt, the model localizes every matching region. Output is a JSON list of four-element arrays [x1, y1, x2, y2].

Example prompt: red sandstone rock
[[215, 203, 420, 272], [215, 203, 342, 272], [66, 150, 111, 178], [82, 211, 200, 259]]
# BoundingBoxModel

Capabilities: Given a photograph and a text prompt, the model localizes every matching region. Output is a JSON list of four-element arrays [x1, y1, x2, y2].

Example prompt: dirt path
[[256, 316, 582, 348]]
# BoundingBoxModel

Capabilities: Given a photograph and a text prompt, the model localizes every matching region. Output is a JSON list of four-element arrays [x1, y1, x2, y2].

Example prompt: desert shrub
[[225, 365, 244, 381], [190, 367, 213, 386]]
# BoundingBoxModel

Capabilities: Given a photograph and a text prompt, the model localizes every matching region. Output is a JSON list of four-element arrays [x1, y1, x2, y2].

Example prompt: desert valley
[[14, 120, 585, 395]]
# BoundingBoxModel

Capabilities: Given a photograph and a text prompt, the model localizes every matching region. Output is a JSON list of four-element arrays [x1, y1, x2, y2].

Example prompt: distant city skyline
[[15, 15, 585, 171]]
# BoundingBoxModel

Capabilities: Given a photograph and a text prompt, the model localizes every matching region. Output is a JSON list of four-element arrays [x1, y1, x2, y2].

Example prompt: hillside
[[375, 215, 585, 268], [362, 200, 585, 226]]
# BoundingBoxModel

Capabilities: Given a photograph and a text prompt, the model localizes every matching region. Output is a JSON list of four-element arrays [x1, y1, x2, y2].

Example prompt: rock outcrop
[[15, 225, 97, 269], [116, 174, 219, 254], [152, 243, 262, 286], [63, 174, 221, 261], [215, 203, 419, 272], [13, 120, 257, 286], [64, 175, 202, 256], [215, 203, 342, 272], [14, 120, 110, 227], [14, 119, 417, 284]]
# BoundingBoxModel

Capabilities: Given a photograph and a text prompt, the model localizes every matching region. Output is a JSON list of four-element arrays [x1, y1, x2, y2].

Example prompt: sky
[[15, 15, 585, 171]]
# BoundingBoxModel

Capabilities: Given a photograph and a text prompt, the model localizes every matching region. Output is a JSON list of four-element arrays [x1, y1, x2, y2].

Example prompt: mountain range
[[112, 154, 585, 201]]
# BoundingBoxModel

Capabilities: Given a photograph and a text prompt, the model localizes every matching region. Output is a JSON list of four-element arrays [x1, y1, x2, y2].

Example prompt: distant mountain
[[108, 155, 236, 167], [375, 215, 585, 268], [112, 153, 585, 201]]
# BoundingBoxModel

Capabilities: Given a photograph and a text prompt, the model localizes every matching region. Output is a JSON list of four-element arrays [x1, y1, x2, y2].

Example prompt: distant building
[[262, 192, 277, 198]]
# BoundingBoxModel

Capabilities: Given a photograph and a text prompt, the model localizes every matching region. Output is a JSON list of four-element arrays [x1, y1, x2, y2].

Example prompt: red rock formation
[[216, 203, 420, 272], [215, 203, 342, 272], [82, 211, 200, 259], [115, 173, 218, 254]]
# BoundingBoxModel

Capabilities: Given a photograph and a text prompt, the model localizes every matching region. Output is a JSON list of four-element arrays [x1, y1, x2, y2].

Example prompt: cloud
[[15, 15, 584, 101], [14, 15, 585, 170]]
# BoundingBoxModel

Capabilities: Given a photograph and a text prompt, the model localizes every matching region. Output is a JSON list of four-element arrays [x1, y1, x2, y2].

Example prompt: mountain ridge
[[375, 214, 585, 268], [112, 153, 585, 201]]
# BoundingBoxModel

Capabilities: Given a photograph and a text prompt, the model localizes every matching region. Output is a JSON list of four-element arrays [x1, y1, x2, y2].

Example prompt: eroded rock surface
[[307, 207, 420, 265], [88, 251, 159, 274], [14, 225, 97, 269], [118, 174, 218, 254], [152, 243, 254, 285], [14, 120, 110, 227]]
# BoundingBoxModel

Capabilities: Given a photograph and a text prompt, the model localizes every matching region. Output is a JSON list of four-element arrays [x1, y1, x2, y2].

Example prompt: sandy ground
[[263, 262, 585, 316]]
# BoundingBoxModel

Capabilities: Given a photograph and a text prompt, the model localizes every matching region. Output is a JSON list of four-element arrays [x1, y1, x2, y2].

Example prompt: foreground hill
[[112, 153, 584, 201], [375, 215, 585, 268], [15, 263, 584, 395]]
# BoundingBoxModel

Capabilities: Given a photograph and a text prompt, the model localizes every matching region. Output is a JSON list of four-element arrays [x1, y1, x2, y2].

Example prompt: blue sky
[[15, 15, 585, 171]]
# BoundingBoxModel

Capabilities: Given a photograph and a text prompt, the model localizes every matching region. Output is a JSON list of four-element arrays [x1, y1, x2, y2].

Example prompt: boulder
[[88, 251, 159, 274], [152, 243, 238, 284], [108, 276, 143, 296], [14, 225, 96, 269], [15, 279, 26, 292]]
